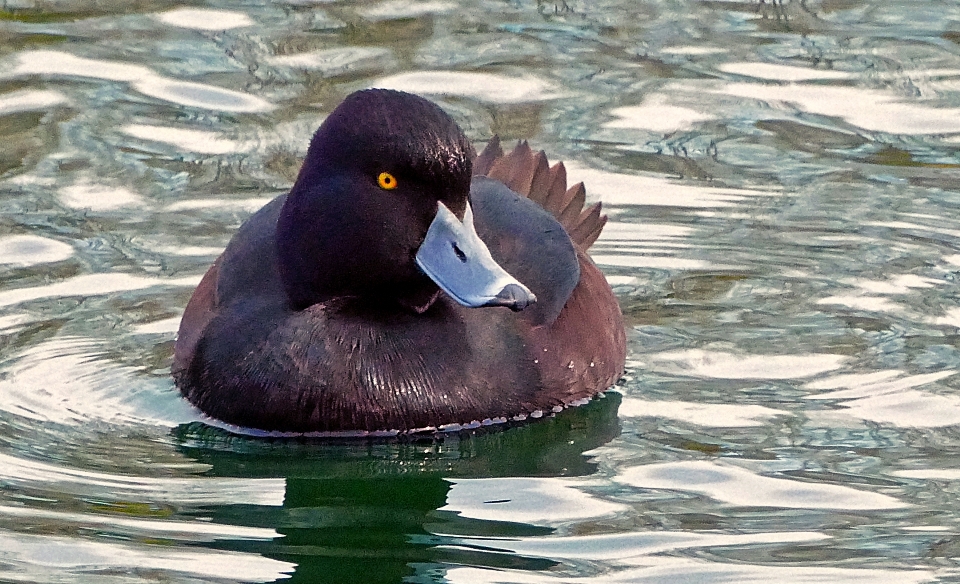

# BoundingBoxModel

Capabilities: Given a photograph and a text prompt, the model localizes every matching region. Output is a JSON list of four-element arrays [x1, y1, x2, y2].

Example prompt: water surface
[[2, 0, 960, 582]]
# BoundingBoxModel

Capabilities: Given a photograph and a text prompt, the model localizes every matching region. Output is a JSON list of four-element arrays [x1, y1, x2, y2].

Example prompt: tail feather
[[526, 152, 553, 207], [541, 162, 569, 217], [474, 137, 608, 250], [487, 141, 539, 195], [473, 136, 503, 176], [558, 182, 586, 227], [571, 204, 606, 249]]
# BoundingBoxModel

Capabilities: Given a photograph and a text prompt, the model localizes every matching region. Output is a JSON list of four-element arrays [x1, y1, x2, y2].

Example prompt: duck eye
[[377, 172, 398, 190]]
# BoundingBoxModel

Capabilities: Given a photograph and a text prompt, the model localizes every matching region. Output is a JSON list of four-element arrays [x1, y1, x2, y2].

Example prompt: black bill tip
[[486, 283, 537, 312]]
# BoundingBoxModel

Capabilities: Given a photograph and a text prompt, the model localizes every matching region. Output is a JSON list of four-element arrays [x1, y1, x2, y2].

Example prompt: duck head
[[276, 89, 536, 313]]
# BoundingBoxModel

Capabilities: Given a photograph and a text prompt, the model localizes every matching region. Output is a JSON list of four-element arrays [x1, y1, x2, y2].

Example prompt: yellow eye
[[377, 172, 398, 190]]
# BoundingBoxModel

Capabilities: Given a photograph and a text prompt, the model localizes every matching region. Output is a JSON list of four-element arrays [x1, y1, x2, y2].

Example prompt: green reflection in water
[[174, 393, 621, 583]]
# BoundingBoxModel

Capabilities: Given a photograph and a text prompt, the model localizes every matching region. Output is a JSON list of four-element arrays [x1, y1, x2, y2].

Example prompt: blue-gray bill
[[415, 201, 536, 311]]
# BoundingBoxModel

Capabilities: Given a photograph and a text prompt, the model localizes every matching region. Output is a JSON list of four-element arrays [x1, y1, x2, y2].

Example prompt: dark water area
[[2, 0, 960, 582]]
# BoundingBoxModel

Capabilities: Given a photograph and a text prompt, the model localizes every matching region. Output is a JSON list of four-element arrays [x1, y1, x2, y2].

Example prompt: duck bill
[[415, 201, 536, 311]]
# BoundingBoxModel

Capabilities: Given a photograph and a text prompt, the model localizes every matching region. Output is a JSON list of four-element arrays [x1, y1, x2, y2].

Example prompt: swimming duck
[[173, 89, 625, 435]]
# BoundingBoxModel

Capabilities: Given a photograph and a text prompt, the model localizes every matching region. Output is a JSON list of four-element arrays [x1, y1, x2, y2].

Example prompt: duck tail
[[474, 136, 607, 250]]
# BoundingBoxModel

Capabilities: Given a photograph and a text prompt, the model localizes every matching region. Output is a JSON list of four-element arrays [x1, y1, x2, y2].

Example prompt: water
[[1, 0, 960, 581]]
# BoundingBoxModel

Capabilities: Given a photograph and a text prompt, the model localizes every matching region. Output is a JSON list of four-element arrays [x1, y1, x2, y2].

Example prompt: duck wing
[[474, 136, 608, 250], [173, 195, 287, 376]]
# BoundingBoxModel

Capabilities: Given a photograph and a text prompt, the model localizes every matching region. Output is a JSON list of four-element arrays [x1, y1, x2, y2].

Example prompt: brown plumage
[[173, 90, 625, 435], [475, 136, 608, 250]]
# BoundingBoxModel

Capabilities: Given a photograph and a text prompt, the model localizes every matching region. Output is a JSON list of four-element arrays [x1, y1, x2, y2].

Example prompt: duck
[[172, 88, 626, 436]]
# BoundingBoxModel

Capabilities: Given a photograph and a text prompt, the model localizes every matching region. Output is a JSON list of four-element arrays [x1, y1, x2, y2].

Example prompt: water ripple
[[0, 451, 284, 507], [0, 337, 195, 425], [618, 398, 791, 427], [0, 89, 69, 115], [373, 71, 560, 103], [646, 350, 848, 380], [715, 82, 960, 135], [445, 559, 937, 584], [0, 531, 293, 583], [0, 274, 199, 309], [4, 51, 273, 113], [442, 477, 627, 524], [618, 461, 908, 510], [564, 162, 773, 207], [122, 124, 252, 155], [266, 46, 394, 77], [0, 236, 74, 267], [154, 8, 255, 31], [0, 505, 278, 541], [1, 0, 959, 581]]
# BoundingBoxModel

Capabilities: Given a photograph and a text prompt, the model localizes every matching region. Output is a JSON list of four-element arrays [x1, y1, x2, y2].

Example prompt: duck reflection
[[174, 393, 621, 583]]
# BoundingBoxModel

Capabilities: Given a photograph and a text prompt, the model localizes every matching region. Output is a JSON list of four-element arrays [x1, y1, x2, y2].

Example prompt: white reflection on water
[[0, 89, 68, 115], [646, 349, 848, 379], [266, 46, 394, 77], [894, 469, 960, 480], [718, 62, 854, 82], [660, 46, 728, 56], [715, 82, 960, 135], [932, 307, 960, 328], [871, 219, 960, 241], [5, 51, 273, 113], [446, 557, 937, 584], [60, 181, 144, 211], [591, 222, 711, 270], [145, 245, 224, 257], [804, 370, 960, 428], [442, 477, 626, 524], [359, 0, 456, 21], [850, 274, 939, 294], [0, 451, 284, 506], [804, 370, 955, 400], [618, 461, 907, 510], [817, 273, 941, 314], [164, 197, 274, 213], [373, 71, 559, 103], [618, 398, 791, 427], [0, 454, 286, 506], [123, 124, 251, 155], [604, 97, 715, 133], [596, 222, 695, 245], [0, 273, 199, 309], [563, 162, 771, 207], [591, 254, 711, 270], [0, 235, 74, 266], [816, 294, 900, 313], [448, 530, 827, 561], [0, 531, 293, 583], [130, 316, 183, 335], [0, 337, 197, 425], [154, 8, 255, 30], [136, 78, 272, 113], [0, 505, 278, 542], [833, 391, 960, 428]]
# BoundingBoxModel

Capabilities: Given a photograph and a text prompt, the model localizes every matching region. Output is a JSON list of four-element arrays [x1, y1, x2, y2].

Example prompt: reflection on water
[[0, 235, 74, 266], [445, 558, 938, 584], [374, 70, 560, 103], [442, 476, 627, 523], [154, 8, 255, 31], [618, 460, 906, 510], [3, 0, 960, 582], [5, 50, 275, 113]]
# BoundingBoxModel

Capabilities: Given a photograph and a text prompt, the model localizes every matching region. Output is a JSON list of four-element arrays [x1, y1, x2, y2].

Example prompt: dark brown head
[[276, 89, 473, 310], [276, 89, 534, 312]]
